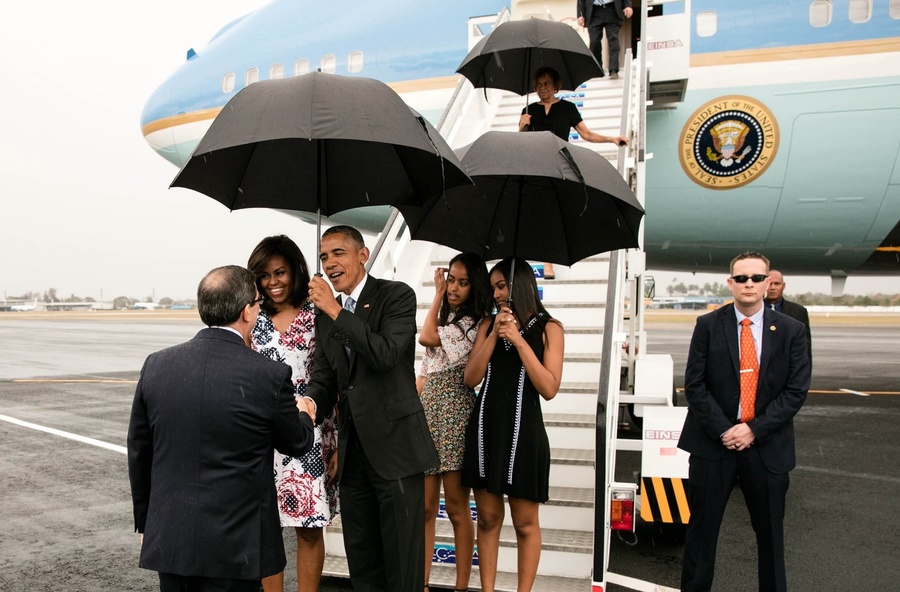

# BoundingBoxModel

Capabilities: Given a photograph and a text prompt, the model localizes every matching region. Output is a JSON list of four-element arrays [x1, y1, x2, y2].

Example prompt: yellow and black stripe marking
[[640, 477, 690, 524]]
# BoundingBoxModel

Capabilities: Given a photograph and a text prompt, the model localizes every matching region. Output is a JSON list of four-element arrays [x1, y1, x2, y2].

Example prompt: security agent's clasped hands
[[721, 423, 755, 451]]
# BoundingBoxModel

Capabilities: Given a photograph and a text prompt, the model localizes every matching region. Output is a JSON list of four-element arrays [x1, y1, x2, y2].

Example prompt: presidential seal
[[678, 95, 779, 190]]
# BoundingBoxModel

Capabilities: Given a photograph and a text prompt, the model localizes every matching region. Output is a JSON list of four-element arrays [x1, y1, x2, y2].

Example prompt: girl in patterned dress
[[418, 252, 492, 592], [462, 257, 565, 592], [248, 235, 338, 592]]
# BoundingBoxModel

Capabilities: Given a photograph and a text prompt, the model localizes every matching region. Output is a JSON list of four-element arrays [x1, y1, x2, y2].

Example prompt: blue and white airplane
[[141, 0, 900, 282]]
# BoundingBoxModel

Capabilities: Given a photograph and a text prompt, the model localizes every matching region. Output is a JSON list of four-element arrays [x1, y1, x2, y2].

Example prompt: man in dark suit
[[766, 269, 813, 371], [678, 252, 810, 592], [127, 265, 316, 592], [577, 0, 634, 79], [305, 225, 438, 592]]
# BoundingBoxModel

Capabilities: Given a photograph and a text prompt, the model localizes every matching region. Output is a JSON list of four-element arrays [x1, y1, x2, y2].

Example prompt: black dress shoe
[[609, 71, 619, 80]]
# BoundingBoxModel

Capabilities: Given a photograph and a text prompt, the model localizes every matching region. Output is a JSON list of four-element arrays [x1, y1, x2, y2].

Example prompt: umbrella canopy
[[171, 71, 470, 220], [399, 131, 644, 266], [456, 19, 602, 95]]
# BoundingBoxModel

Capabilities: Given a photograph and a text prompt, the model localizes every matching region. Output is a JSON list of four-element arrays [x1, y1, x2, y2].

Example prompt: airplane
[[10, 299, 39, 312], [140, 0, 900, 289], [131, 302, 162, 310]]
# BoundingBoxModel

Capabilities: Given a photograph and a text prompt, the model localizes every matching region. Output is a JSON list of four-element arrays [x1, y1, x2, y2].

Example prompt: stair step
[[322, 554, 590, 592]]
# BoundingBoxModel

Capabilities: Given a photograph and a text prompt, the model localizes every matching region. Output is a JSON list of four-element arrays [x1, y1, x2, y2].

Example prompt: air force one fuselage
[[141, 0, 900, 278]]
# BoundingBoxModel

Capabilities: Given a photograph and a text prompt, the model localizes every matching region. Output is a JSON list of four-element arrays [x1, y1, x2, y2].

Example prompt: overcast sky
[[1, 1, 897, 301]]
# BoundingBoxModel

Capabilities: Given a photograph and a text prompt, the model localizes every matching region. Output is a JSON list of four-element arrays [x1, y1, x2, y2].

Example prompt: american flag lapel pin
[[364, 303, 370, 309]]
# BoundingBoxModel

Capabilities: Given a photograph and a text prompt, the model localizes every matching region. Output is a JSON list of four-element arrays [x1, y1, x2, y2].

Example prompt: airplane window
[[892, 0, 900, 19], [222, 72, 235, 93], [246, 67, 259, 86], [348, 51, 364, 73], [294, 59, 310, 76], [848, 0, 871, 23], [696, 11, 717, 37], [320, 54, 336, 74], [809, 0, 832, 27], [270, 63, 284, 79]]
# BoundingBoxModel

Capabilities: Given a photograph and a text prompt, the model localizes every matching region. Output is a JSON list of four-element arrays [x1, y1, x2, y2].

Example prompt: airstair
[[320, 3, 689, 591]]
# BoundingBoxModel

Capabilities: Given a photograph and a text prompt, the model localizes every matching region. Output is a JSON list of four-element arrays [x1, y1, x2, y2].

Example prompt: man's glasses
[[250, 296, 265, 306], [730, 274, 768, 284]]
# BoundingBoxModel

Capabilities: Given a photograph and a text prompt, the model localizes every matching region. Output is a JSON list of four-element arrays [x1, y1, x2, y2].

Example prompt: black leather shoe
[[609, 71, 619, 80]]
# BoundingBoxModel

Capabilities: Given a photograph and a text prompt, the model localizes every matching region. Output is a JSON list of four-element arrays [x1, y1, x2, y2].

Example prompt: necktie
[[343, 297, 355, 358], [739, 318, 758, 422]]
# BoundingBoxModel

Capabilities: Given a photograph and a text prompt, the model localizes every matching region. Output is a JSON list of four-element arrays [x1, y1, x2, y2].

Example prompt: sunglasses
[[730, 274, 768, 284]]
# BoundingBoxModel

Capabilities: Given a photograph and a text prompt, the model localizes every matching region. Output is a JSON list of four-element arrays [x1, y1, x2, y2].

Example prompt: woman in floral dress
[[248, 235, 338, 592], [462, 257, 565, 592], [418, 252, 493, 592]]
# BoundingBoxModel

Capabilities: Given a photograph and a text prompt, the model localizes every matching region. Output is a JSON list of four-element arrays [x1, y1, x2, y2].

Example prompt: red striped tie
[[740, 318, 758, 422]]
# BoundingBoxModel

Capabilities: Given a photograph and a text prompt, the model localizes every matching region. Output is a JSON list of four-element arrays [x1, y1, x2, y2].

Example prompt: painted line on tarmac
[[794, 464, 900, 485], [676, 388, 900, 396], [838, 388, 871, 397], [0, 413, 126, 454], [12, 379, 137, 384]]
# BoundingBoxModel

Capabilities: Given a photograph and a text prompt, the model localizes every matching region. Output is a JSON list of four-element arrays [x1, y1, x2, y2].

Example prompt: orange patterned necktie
[[739, 318, 758, 422]]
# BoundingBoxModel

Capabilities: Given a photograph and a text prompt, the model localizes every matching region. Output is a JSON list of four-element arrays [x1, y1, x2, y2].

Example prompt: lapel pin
[[770, 325, 776, 331], [363, 303, 369, 309]]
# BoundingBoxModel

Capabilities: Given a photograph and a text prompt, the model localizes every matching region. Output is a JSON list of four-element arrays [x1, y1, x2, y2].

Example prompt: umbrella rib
[[559, 146, 590, 216]]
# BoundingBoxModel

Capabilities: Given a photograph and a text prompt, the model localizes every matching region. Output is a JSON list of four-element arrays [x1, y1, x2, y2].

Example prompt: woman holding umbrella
[[461, 257, 565, 592], [518, 66, 629, 280], [247, 235, 339, 592]]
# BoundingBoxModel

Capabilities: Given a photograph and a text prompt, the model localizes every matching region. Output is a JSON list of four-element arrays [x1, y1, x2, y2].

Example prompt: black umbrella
[[398, 131, 643, 292], [170, 72, 470, 271], [456, 18, 602, 96]]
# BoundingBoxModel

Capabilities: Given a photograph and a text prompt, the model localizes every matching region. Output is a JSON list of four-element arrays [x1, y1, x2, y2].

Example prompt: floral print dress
[[420, 311, 478, 476], [252, 301, 338, 527]]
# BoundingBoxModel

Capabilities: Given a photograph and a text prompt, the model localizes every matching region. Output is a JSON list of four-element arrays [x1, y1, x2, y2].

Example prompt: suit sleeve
[[126, 360, 152, 533], [683, 317, 734, 441], [331, 282, 417, 374], [306, 332, 339, 425], [748, 325, 810, 442], [800, 307, 812, 372], [577, 0, 585, 19], [272, 365, 315, 457]]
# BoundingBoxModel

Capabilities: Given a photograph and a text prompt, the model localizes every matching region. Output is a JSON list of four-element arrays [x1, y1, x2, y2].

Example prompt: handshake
[[296, 397, 317, 424]]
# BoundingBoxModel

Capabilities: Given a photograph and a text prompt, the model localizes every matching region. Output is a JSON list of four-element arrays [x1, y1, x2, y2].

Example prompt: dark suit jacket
[[677, 304, 810, 474], [780, 298, 812, 371], [127, 328, 315, 580], [307, 276, 438, 481], [577, 0, 633, 22]]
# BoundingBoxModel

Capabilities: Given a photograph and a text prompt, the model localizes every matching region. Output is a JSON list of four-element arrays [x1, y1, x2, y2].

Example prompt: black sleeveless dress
[[461, 313, 551, 503]]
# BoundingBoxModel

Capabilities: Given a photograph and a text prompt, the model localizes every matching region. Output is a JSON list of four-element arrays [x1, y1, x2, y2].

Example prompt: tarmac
[[0, 310, 898, 591]]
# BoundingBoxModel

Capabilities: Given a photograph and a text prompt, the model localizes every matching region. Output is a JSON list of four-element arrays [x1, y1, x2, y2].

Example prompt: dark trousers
[[588, 6, 623, 74], [158, 573, 259, 592], [340, 430, 425, 592], [681, 447, 790, 592]]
